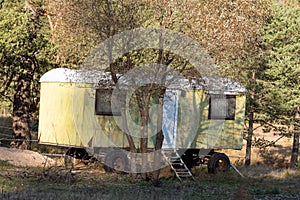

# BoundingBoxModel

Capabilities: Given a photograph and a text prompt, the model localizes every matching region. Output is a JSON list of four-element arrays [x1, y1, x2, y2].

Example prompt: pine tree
[[259, 0, 300, 168]]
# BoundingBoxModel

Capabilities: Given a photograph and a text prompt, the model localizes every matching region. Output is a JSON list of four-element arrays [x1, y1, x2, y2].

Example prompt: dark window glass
[[208, 95, 236, 120], [95, 89, 121, 116]]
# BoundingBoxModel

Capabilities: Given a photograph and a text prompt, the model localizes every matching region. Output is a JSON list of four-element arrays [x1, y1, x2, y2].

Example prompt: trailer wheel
[[64, 148, 89, 169], [207, 153, 230, 174], [104, 150, 128, 173]]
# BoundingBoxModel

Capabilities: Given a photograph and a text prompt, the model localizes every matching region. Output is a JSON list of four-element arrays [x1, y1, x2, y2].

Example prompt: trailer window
[[95, 89, 121, 116], [208, 95, 236, 120]]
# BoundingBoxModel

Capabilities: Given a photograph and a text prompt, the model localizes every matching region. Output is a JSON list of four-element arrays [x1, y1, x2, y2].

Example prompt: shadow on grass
[[0, 163, 299, 200]]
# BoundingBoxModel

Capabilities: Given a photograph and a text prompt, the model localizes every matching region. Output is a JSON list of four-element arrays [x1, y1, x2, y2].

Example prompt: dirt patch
[[0, 147, 54, 167]]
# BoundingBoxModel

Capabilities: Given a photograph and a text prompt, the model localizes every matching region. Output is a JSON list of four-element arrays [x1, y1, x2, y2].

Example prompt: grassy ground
[[0, 161, 299, 200], [0, 116, 299, 199]]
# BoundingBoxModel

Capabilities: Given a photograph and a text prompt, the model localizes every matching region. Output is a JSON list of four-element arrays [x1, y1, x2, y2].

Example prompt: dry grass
[[0, 161, 299, 200], [222, 128, 295, 169], [0, 118, 299, 199]]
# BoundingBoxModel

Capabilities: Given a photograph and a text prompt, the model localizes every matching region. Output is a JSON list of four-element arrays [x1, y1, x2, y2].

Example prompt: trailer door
[[162, 90, 179, 149]]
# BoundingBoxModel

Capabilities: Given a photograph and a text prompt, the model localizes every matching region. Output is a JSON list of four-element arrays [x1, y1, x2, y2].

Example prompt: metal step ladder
[[162, 149, 195, 182]]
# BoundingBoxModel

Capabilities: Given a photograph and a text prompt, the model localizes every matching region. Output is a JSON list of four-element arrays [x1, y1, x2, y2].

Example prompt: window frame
[[95, 89, 121, 116], [208, 94, 236, 120]]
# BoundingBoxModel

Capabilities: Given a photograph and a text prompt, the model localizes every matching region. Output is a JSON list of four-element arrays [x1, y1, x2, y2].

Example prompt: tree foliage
[[258, 0, 300, 168], [45, 0, 275, 177], [0, 0, 298, 171], [0, 0, 56, 149], [46, 0, 145, 68], [260, 0, 300, 119]]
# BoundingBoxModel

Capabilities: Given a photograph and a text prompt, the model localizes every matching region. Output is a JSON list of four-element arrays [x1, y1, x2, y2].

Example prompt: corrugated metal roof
[[40, 68, 246, 93]]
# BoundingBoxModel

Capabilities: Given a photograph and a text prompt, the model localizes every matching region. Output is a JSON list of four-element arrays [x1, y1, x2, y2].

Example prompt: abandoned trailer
[[38, 68, 246, 180]]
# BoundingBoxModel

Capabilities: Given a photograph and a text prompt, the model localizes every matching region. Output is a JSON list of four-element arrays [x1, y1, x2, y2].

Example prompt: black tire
[[207, 153, 230, 174], [180, 149, 201, 169], [104, 150, 128, 173], [64, 148, 89, 169]]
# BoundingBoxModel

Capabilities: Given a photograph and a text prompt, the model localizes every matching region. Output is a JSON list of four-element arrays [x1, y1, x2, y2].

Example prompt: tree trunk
[[120, 107, 138, 179], [11, 72, 32, 150], [10, 0, 40, 150], [290, 132, 299, 168], [245, 71, 256, 167], [245, 111, 253, 167], [115, 89, 137, 178], [140, 96, 150, 180], [290, 107, 300, 168], [152, 31, 166, 184], [152, 91, 165, 186]]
